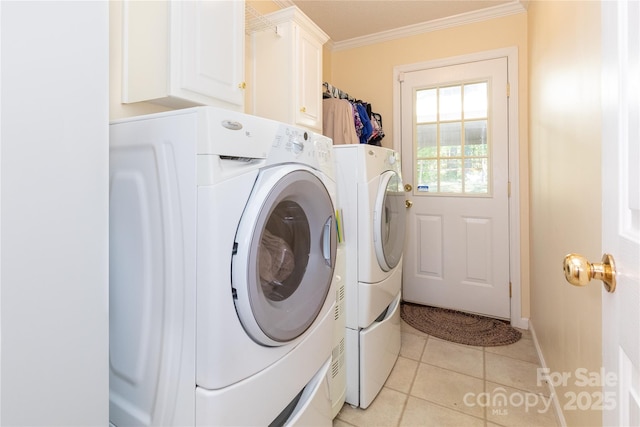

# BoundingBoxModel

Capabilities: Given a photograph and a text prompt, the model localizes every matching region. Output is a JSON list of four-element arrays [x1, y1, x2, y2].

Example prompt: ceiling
[[285, 0, 519, 43]]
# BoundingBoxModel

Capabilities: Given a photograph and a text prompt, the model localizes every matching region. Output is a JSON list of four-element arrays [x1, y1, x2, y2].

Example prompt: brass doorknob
[[563, 253, 616, 293], [404, 184, 412, 192], [405, 200, 413, 208]]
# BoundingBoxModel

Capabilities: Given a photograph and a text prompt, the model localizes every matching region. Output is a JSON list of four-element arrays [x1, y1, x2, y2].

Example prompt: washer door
[[374, 170, 406, 271], [233, 167, 336, 346]]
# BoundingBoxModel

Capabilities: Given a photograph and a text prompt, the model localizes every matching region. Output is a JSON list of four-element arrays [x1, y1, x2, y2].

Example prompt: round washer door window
[[232, 168, 336, 346], [374, 170, 406, 271]]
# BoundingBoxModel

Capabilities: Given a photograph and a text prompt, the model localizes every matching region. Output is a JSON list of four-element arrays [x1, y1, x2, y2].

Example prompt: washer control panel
[[269, 125, 334, 177]]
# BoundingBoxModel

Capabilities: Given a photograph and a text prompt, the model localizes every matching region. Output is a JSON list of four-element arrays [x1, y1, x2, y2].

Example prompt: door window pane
[[416, 159, 437, 191], [439, 86, 462, 121], [464, 83, 488, 119], [464, 120, 488, 156], [464, 158, 488, 193], [416, 124, 437, 157], [416, 88, 437, 122], [439, 159, 462, 192], [440, 122, 462, 157]]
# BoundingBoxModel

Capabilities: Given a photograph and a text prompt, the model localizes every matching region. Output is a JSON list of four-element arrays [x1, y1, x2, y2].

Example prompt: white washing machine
[[333, 144, 406, 409], [109, 107, 340, 426]]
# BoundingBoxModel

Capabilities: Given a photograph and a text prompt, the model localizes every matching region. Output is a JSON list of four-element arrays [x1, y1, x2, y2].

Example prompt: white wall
[[0, 2, 109, 425]]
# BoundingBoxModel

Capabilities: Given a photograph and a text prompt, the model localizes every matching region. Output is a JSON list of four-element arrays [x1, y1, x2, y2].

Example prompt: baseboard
[[528, 320, 567, 427], [511, 316, 529, 330]]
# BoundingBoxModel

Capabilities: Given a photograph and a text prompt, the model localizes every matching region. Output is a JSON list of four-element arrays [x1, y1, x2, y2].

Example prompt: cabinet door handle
[[238, 82, 246, 89], [300, 106, 306, 113]]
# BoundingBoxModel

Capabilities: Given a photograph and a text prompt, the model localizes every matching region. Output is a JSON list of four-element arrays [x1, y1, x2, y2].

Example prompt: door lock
[[404, 184, 412, 192]]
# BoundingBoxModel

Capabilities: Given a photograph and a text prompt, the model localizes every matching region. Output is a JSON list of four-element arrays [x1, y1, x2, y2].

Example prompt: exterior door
[[400, 57, 511, 319], [232, 167, 336, 346], [601, 1, 640, 424]]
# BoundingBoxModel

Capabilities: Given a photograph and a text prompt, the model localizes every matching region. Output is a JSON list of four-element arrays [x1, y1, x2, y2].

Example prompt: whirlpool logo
[[221, 120, 243, 131]]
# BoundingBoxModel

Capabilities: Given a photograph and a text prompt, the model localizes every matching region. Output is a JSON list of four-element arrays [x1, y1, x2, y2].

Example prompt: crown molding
[[273, 0, 294, 9], [331, 1, 526, 52], [247, 5, 329, 42], [263, 0, 526, 52]]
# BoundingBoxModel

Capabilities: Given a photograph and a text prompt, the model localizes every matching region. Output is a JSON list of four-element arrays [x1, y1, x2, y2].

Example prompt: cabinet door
[[179, 1, 245, 108], [295, 25, 323, 130]]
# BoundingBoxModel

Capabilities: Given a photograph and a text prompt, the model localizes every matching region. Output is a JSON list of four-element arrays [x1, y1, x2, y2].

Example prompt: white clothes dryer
[[333, 144, 406, 409], [109, 107, 339, 426]]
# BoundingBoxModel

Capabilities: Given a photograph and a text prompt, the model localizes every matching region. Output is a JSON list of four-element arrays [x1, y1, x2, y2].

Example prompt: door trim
[[392, 47, 526, 328]]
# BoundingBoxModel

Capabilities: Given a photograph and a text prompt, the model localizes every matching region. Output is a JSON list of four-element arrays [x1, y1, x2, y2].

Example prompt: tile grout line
[[400, 393, 487, 425], [367, 329, 547, 427], [396, 333, 430, 427], [410, 334, 488, 425], [483, 346, 488, 427]]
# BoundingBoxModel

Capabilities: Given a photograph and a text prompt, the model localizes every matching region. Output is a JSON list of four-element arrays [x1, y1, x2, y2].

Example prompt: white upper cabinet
[[122, 0, 245, 111], [250, 6, 329, 132]]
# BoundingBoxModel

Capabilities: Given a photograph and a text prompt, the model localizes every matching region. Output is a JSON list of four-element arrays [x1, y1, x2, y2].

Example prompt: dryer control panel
[[385, 151, 398, 166], [311, 133, 333, 176]]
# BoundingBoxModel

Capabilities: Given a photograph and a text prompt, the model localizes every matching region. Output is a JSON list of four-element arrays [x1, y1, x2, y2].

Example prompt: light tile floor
[[334, 320, 559, 427]]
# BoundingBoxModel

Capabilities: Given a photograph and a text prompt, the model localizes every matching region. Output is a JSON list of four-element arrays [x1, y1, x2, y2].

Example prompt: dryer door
[[233, 167, 336, 346], [374, 170, 406, 271]]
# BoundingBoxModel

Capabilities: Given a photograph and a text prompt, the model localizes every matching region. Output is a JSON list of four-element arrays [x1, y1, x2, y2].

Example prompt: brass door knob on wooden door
[[563, 253, 617, 292], [405, 200, 413, 208]]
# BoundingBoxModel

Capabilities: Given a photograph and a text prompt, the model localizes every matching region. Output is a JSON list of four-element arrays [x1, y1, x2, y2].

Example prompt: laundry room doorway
[[395, 49, 520, 321]]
